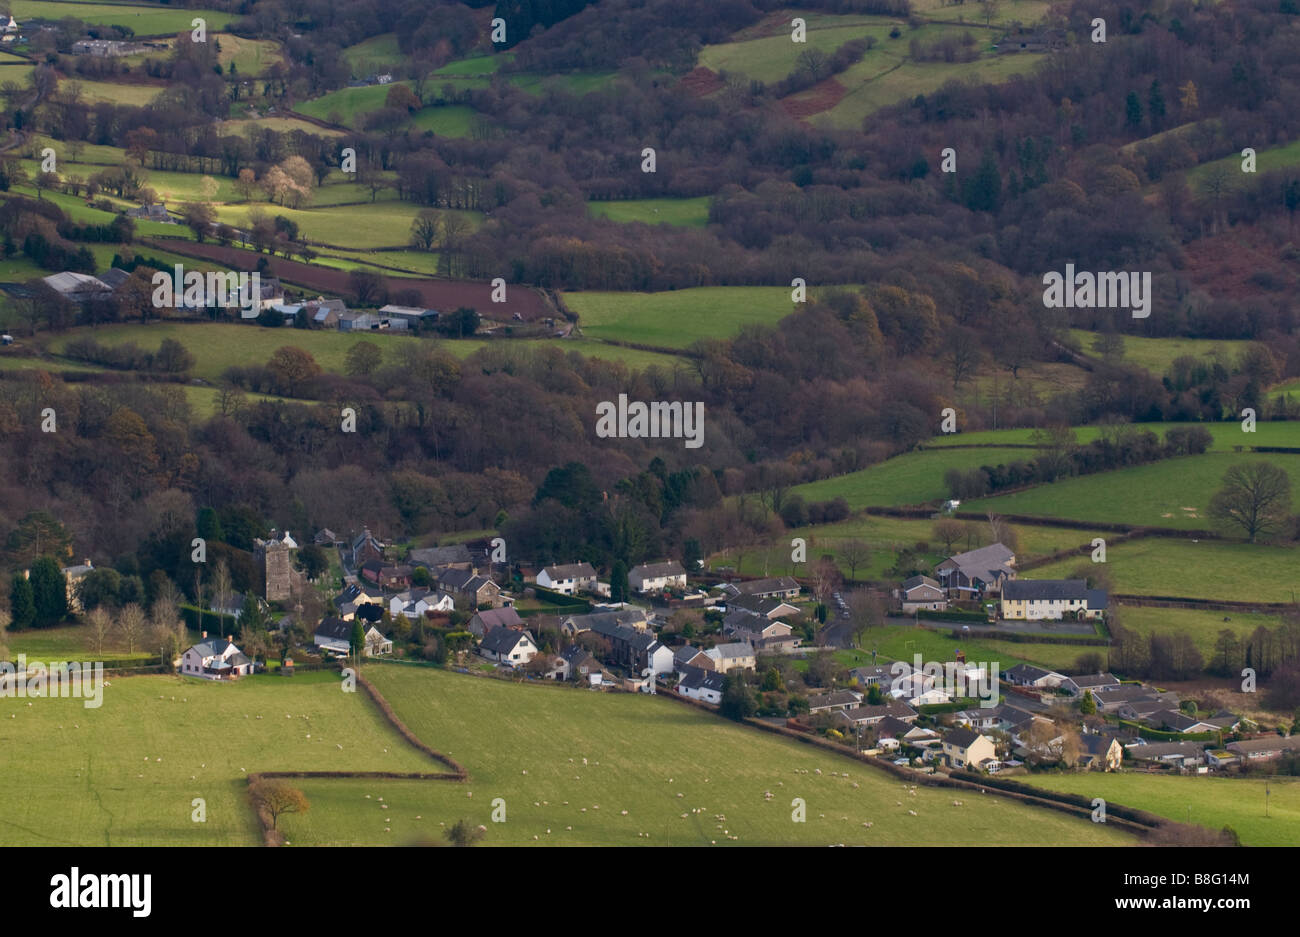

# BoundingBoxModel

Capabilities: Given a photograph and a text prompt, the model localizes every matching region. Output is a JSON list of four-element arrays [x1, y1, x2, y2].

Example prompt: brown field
[[781, 76, 850, 119]]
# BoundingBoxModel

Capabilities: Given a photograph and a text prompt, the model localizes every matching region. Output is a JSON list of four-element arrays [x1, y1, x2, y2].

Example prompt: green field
[[1186, 138, 1300, 190], [5, 624, 155, 664], [407, 105, 479, 137], [1024, 773, 1300, 847], [1068, 329, 1254, 377], [791, 447, 1035, 509], [0, 671, 433, 846], [968, 452, 1300, 530], [804, 625, 1103, 675], [1031, 537, 1300, 603], [294, 81, 420, 127], [9, 2, 235, 35], [1116, 605, 1284, 662], [220, 116, 344, 138], [588, 197, 711, 227], [925, 420, 1300, 450], [212, 202, 480, 249], [564, 286, 795, 349], [341, 33, 408, 77], [61, 78, 166, 108], [3, 187, 187, 240], [215, 36, 282, 76], [280, 662, 1131, 846]]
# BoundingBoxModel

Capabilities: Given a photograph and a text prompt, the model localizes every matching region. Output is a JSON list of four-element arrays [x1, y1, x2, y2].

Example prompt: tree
[[610, 560, 629, 602], [1079, 690, 1096, 715], [1208, 462, 1292, 543], [344, 340, 383, 377], [234, 168, 257, 200], [297, 544, 328, 581], [720, 671, 756, 721], [1125, 90, 1143, 129], [116, 602, 147, 654], [211, 559, 233, 627], [86, 606, 113, 656], [8, 573, 35, 631], [29, 556, 68, 628], [267, 345, 322, 392], [5, 511, 73, 567], [351, 619, 366, 658], [839, 539, 871, 582], [410, 208, 441, 251], [385, 83, 422, 112], [249, 779, 309, 830], [932, 519, 965, 554], [445, 818, 486, 846], [182, 201, 215, 242], [348, 269, 385, 305]]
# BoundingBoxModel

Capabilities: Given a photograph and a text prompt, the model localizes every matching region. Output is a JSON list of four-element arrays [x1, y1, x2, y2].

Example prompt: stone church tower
[[254, 531, 298, 602]]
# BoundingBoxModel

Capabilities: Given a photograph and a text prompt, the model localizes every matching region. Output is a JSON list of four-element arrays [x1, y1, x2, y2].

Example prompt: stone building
[[254, 530, 299, 602]]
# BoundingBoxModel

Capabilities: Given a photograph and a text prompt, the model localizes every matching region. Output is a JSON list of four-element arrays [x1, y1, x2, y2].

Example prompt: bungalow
[[628, 560, 687, 594], [720, 576, 801, 601], [1078, 734, 1124, 771], [1152, 710, 1222, 735], [705, 641, 755, 674], [899, 574, 947, 613], [807, 689, 863, 715], [1126, 741, 1208, 768], [180, 634, 253, 680], [561, 608, 648, 636], [834, 699, 918, 727], [478, 626, 538, 666], [314, 617, 389, 656], [536, 563, 598, 596], [942, 727, 997, 770], [849, 665, 894, 687], [1001, 579, 1108, 621], [467, 606, 525, 639], [728, 594, 800, 619], [389, 588, 454, 620], [934, 543, 1016, 598], [1003, 663, 1066, 688], [1090, 684, 1175, 715], [1226, 735, 1300, 762], [1060, 672, 1120, 696], [677, 665, 725, 704], [873, 715, 938, 745], [438, 567, 502, 608]]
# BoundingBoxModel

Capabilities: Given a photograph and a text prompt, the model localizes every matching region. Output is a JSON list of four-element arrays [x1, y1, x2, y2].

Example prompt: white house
[[389, 588, 454, 620], [678, 666, 724, 704], [479, 626, 538, 666], [628, 560, 687, 594], [536, 562, 598, 596], [1001, 580, 1108, 620], [314, 617, 391, 657], [180, 634, 253, 680]]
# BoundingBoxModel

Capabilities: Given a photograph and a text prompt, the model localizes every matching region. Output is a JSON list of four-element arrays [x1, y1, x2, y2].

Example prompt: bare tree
[[1208, 461, 1292, 543], [86, 607, 114, 658], [932, 519, 965, 554], [212, 559, 233, 630], [116, 602, 147, 655], [839, 539, 871, 582]]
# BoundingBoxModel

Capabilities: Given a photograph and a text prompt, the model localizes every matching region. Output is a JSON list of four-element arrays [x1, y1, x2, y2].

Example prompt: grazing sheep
[[908, 810, 917, 816]]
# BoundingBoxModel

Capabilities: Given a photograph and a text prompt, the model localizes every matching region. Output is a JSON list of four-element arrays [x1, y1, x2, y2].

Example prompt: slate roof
[[315, 617, 351, 641], [679, 665, 724, 693], [1002, 579, 1090, 601], [471, 607, 524, 630], [540, 562, 597, 581], [409, 544, 472, 568], [944, 727, 983, 749], [629, 560, 686, 582], [480, 626, 533, 654], [729, 576, 799, 596]]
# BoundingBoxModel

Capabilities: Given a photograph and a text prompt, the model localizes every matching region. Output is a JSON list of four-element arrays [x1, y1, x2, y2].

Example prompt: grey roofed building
[[1004, 663, 1062, 685], [479, 625, 535, 656], [1086, 589, 1109, 610], [126, 203, 175, 223], [629, 560, 686, 581], [934, 542, 1016, 594], [708, 641, 754, 661], [722, 576, 800, 598], [807, 689, 863, 712], [1062, 672, 1119, 692], [562, 608, 647, 634], [96, 267, 132, 290], [901, 574, 942, 591], [678, 665, 724, 694], [190, 635, 239, 658], [378, 303, 439, 321], [728, 593, 799, 618], [674, 644, 705, 664], [408, 544, 473, 569], [314, 617, 351, 643], [943, 726, 982, 749], [1127, 741, 1209, 762], [874, 715, 921, 739], [468, 606, 524, 637], [42, 271, 112, 301], [836, 699, 918, 724], [1002, 579, 1090, 601], [540, 562, 598, 581]]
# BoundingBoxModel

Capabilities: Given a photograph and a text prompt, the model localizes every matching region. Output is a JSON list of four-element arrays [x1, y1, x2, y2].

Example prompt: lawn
[[564, 286, 796, 349], [802, 625, 1100, 676], [1186, 138, 1300, 190], [3, 187, 187, 239], [1068, 329, 1254, 378], [407, 105, 479, 137], [0, 670, 432, 846], [212, 202, 481, 249], [1023, 773, 1300, 847], [61, 78, 166, 107], [924, 420, 1300, 451], [588, 196, 711, 227], [4, 624, 155, 664], [287, 662, 1132, 847], [9, 2, 236, 35], [341, 33, 408, 77], [967, 452, 1300, 530], [1030, 537, 1300, 603], [790, 447, 1035, 509], [1115, 605, 1284, 663]]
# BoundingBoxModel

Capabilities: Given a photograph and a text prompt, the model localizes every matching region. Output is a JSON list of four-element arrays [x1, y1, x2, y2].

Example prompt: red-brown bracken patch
[[780, 77, 848, 120], [678, 66, 725, 97], [1180, 223, 1300, 299]]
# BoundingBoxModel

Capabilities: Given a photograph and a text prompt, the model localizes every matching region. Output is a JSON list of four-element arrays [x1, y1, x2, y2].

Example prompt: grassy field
[[294, 81, 420, 127], [564, 286, 795, 349], [280, 662, 1133, 847], [407, 105, 479, 137], [1023, 773, 1300, 847], [62, 78, 166, 107], [212, 202, 480, 249], [924, 420, 1300, 451], [1186, 138, 1300, 190], [803, 625, 1102, 675], [215, 36, 283, 77], [341, 33, 407, 77], [968, 452, 1300, 530], [5, 624, 155, 664], [9, 2, 236, 35], [588, 197, 711, 227], [220, 116, 344, 138], [1068, 329, 1254, 377], [0, 670, 433, 846], [1116, 605, 1284, 662], [3, 187, 186, 239], [709, 514, 1101, 581], [790, 447, 1035, 509], [16, 156, 243, 204], [1031, 537, 1300, 603]]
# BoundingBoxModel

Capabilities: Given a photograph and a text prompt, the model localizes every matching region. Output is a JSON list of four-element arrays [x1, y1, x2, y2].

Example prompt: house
[[807, 689, 863, 715], [871, 715, 940, 749], [721, 608, 796, 647], [834, 699, 918, 727], [360, 561, 413, 590], [438, 567, 501, 608], [952, 705, 1009, 732], [727, 594, 800, 619], [1126, 741, 1208, 768], [559, 644, 602, 684], [42, 271, 113, 303], [1090, 684, 1174, 715], [408, 544, 473, 571], [1001, 579, 1108, 620], [126, 203, 176, 224], [934, 543, 1016, 598], [1117, 696, 1173, 723], [628, 560, 687, 594], [1152, 710, 1222, 735], [634, 635, 676, 676], [942, 728, 997, 769], [674, 645, 713, 673], [3, 15, 19, 33], [350, 528, 385, 567], [1226, 735, 1300, 762], [1078, 734, 1124, 771], [60, 559, 94, 612], [536, 563, 598, 596], [677, 665, 725, 704], [849, 665, 894, 687], [899, 574, 947, 612], [1003, 663, 1066, 688], [258, 278, 286, 310], [180, 634, 253, 680], [314, 616, 388, 655], [1060, 672, 1120, 696], [389, 588, 454, 621], [478, 626, 538, 666], [719, 576, 801, 601], [561, 608, 648, 636], [333, 582, 386, 620], [705, 641, 755, 673], [467, 606, 525, 639], [313, 528, 340, 546]]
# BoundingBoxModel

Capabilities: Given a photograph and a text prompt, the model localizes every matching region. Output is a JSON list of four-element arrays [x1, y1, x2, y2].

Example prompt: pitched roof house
[[704, 641, 755, 673], [478, 626, 538, 666], [180, 635, 252, 680], [942, 727, 997, 769], [467, 606, 525, 639], [1001, 579, 1108, 620], [536, 562, 598, 596], [934, 543, 1016, 597], [720, 576, 800, 600], [438, 567, 502, 608], [677, 665, 725, 704], [628, 560, 687, 594]]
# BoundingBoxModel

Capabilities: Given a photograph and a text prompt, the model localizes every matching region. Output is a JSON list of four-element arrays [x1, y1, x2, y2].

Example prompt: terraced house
[[1000, 579, 1108, 621]]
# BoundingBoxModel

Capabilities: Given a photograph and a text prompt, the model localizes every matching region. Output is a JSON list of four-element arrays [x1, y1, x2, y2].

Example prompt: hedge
[[917, 608, 989, 623], [181, 604, 238, 635]]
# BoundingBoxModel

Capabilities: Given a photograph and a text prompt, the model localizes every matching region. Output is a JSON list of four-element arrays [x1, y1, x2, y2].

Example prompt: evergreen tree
[[610, 560, 629, 603], [8, 573, 35, 631], [29, 556, 68, 627], [1125, 90, 1143, 129], [962, 149, 1002, 213], [351, 620, 366, 658], [196, 507, 225, 543], [720, 672, 757, 721]]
